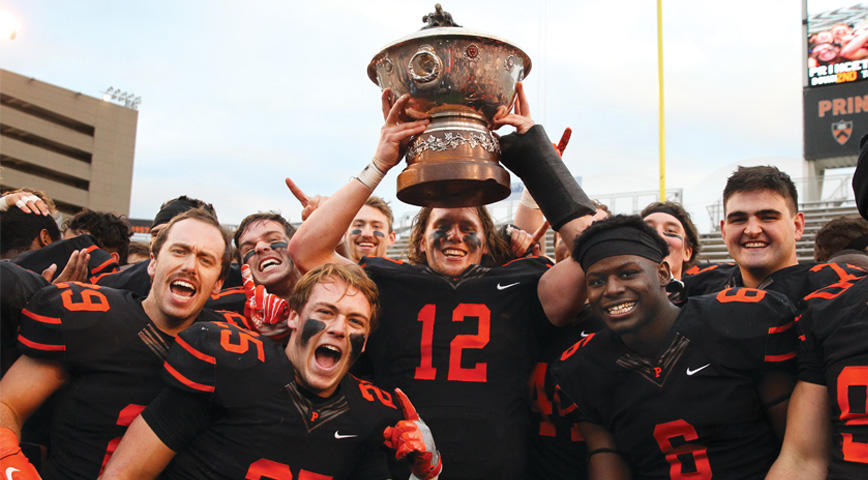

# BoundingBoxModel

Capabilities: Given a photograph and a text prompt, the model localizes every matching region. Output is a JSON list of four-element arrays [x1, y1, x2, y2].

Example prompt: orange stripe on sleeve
[[175, 336, 216, 364], [22, 308, 61, 325], [84, 244, 99, 254], [90, 257, 117, 274], [764, 352, 796, 362], [768, 321, 794, 334], [18, 334, 65, 351], [163, 361, 214, 392]]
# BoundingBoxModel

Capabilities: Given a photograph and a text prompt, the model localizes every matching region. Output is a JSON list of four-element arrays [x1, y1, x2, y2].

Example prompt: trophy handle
[[408, 46, 442, 84]]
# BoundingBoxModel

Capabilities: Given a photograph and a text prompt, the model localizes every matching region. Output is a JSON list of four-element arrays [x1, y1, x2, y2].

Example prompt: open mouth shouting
[[314, 343, 343, 371], [259, 256, 283, 273], [169, 277, 197, 298]]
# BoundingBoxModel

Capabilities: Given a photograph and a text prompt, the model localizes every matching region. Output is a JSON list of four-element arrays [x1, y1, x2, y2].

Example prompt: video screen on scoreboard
[[806, 1, 868, 87]]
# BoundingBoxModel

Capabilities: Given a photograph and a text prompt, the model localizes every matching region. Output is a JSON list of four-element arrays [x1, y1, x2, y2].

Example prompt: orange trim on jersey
[[764, 352, 796, 362], [501, 256, 545, 268], [89, 271, 115, 284], [22, 308, 61, 325], [163, 361, 214, 392], [18, 334, 65, 351], [768, 321, 794, 334], [799, 334, 806, 342], [175, 336, 216, 364], [90, 257, 117, 274], [360, 256, 404, 268], [84, 244, 100, 254], [210, 287, 245, 300]]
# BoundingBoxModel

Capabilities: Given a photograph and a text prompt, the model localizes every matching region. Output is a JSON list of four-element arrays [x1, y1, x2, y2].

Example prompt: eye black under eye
[[242, 250, 256, 264]]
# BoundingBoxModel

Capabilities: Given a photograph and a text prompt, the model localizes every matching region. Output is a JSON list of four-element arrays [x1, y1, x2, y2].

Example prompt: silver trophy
[[368, 4, 531, 207]]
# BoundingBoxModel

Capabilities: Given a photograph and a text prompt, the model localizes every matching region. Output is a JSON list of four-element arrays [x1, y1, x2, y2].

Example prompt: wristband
[[354, 161, 386, 190]]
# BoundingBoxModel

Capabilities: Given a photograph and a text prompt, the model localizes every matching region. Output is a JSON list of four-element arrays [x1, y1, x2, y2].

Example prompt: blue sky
[[1, 0, 833, 232]]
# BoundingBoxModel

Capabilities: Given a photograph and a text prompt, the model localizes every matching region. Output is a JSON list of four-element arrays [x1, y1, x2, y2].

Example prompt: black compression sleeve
[[499, 125, 595, 230]]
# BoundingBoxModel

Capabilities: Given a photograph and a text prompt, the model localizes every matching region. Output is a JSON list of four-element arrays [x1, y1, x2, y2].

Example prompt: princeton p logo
[[832, 120, 853, 146]]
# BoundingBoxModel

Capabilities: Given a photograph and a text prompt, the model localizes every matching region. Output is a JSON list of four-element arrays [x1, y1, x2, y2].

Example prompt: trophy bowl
[[368, 5, 531, 207]]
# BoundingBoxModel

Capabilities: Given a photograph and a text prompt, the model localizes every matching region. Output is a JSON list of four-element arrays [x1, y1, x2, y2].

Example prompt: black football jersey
[[13, 234, 118, 283], [1, 260, 48, 374], [683, 261, 866, 310], [527, 306, 604, 480], [142, 321, 403, 480], [798, 276, 868, 478], [552, 288, 797, 480], [17, 282, 186, 480], [359, 255, 552, 480]]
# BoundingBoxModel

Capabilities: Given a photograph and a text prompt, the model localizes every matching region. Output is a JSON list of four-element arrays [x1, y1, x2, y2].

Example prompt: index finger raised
[[393, 387, 420, 421], [285, 178, 310, 206], [240, 264, 257, 296], [385, 93, 411, 126]]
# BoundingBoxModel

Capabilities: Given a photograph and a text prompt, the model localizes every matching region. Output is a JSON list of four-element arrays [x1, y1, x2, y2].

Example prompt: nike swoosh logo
[[580, 331, 590, 337], [334, 431, 358, 439], [686, 364, 710, 376], [5, 467, 20, 480], [497, 282, 520, 290]]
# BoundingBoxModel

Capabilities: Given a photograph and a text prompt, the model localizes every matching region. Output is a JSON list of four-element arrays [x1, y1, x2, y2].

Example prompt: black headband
[[644, 205, 681, 220], [152, 198, 200, 229], [575, 226, 666, 271]]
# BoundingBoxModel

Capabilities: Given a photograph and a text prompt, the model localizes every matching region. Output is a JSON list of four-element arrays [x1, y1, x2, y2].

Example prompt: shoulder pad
[[18, 282, 139, 362], [165, 322, 271, 394], [206, 287, 246, 314]]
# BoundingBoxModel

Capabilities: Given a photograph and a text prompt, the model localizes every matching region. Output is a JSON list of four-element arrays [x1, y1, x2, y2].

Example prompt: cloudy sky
[[1, 0, 851, 232]]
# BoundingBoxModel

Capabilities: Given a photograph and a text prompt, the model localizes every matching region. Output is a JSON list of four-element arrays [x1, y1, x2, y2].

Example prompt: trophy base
[[397, 160, 510, 207], [397, 113, 511, 207]]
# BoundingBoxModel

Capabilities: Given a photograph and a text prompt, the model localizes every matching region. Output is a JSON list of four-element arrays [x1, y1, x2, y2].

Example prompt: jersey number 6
[[414, 303, 490, 383]]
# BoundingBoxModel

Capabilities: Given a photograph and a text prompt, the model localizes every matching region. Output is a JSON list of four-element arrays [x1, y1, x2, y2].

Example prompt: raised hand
[[491, 82, 534, 134], [555, 127, 571, 156], [1, 192, 51, 215], [285, 177, 327, 221], [383, 388, 442, 480], [373, 90, 430, 173], [42, 248, 91, 284], [240, 265, 290, 336]]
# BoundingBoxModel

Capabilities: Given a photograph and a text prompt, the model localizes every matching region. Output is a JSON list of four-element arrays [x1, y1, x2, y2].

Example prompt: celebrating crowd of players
[[0, 83, 868, 480]]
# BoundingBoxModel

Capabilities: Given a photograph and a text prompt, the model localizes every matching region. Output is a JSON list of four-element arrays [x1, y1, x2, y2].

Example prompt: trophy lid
[[367, 4, 531, 84]]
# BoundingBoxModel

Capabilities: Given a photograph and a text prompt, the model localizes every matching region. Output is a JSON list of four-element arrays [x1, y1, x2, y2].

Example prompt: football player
[[97, 195, 243, 295], [681, 165, 865, 308], [101, 264, 441, 480], [767, 141, 868, 479], [205, 212, 299, 316], [0, 208, 232, 479], [550, 215, 798, 479], [288, 83, 596, 478]]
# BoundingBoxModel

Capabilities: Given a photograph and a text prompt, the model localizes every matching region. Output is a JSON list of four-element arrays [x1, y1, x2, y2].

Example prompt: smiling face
[[585, 254, 670, 337], [345, 205, 395, 261], [643, 212, 692, 280], [236, 219, 296, 297], [285, 278, 372, 397], [144, 218, 226, 330], [721, 189, 804, 287], [419, 207, 488, 276]]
